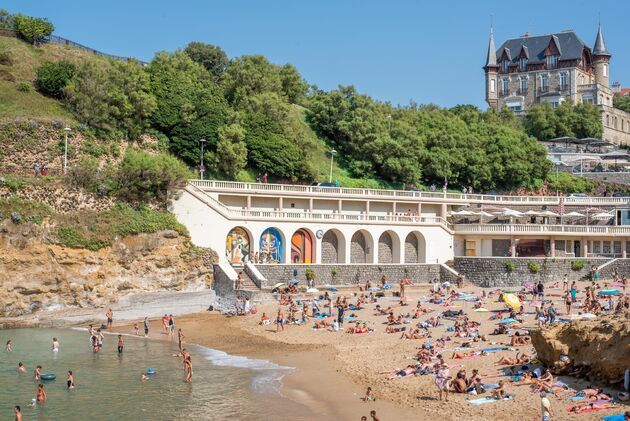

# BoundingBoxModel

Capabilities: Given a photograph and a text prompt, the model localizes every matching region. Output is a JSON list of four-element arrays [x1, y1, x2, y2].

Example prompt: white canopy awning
[[564, 211, 585, 218]]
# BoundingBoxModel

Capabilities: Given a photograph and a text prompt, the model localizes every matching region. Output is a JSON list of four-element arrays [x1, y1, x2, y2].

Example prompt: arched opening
[[378, 230, 401, 263], [291, 228, 315, 264], [350, 230, 374, 263], [405, 232, 426, 263], [259, 227, 285, 264], [226, 226, 251, 265], [321, 229, 345, 264]]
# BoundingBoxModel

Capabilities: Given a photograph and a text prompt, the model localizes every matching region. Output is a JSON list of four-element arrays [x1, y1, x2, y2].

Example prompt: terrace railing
[[453, 224, 630, 235]]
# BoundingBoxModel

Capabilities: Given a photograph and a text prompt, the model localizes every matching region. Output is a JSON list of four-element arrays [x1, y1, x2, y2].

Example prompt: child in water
[[52, 338, 59, 352]]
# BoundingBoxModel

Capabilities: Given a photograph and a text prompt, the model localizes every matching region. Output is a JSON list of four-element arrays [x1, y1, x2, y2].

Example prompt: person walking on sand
[[369, 410, 380, 421], [276, 308, 284, 332], [434, 363, 451, 402], [540, 391, 552, 421], [106, 309, 113, 330], [178, 329, 185, 355], [337, 303, 345, 328], [143, 317, 150, 337]]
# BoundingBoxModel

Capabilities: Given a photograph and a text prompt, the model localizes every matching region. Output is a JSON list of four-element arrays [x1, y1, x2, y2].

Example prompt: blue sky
[[4, 0, 629, 107]]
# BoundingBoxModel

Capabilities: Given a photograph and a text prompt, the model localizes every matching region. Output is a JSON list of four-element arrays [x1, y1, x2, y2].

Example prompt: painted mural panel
[[260, 228, 283, 263], [226, 227, 250, 264], [291, 229, 313, 263]]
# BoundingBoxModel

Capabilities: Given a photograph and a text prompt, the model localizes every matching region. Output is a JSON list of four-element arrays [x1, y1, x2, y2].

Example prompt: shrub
[[0, 175, 24, 191], [571, 260, 586, 271], [528, 261, 540, 273], [505, 261, 516, 272], [0, 50, 12, 65], [305, 268, 316, 281], [12, 14, 54, 44], [331, 267, 338, 277], [35, 60, 76, 98], [17, 81, 31, 92], [115, 150, 192, 203]]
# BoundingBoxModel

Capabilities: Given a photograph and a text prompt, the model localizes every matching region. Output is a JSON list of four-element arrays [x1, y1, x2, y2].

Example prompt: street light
[[554, 161, 561, 197], [329, 148, 336, 183], [63, 127, 71, 174], [199, 138, 207, 180]]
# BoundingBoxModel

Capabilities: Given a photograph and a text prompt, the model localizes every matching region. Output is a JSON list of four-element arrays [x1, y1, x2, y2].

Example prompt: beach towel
[[482, 347, 508, 352], [567, 405, 614, 414], [468, 396, 513, 405], [601, 415, 625, 421], [484, 383, 500, 390], [474, 308, 489, 312]]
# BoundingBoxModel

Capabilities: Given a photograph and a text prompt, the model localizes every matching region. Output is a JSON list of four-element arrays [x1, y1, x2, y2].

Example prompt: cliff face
[[530, 315, 630, 385], [0, 220, 216, 317]]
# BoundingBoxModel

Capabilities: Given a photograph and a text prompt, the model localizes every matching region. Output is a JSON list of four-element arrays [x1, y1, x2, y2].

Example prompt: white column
[[338, 199, 342, 213], [246, 195, 251, 210], [309, 198, 313, 212], [366, 201, 370, 215], [417, 202, 422, 216], [278, 197, 283, 211], [315, 233, 322, 264], [582, 238, 588, 258], [623, 239, 627, 259], [440, 203, 447, 219], [550, 238, 555, 257]]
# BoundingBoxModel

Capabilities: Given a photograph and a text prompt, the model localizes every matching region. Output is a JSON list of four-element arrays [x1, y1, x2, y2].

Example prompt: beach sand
[[111, 280, 628, 421]]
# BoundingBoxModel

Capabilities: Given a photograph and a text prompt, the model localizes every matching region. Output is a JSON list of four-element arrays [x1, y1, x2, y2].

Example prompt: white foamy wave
[[197, 346, 293, 371]]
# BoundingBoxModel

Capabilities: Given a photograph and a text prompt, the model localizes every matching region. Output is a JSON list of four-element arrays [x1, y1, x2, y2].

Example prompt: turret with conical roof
[[592, 24, 611, 87], [484, 27, 499, 110]]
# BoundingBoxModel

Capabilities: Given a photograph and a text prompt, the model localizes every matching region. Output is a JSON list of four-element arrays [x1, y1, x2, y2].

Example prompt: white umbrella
[[477, 211, 493, 217], [564, 211, 585, 218], [539, 210, 559, 217], [499, 209, 525, 217], [524, 210, 541, 216], [450, 209, 476, 216], [592, 212, 613, 220]]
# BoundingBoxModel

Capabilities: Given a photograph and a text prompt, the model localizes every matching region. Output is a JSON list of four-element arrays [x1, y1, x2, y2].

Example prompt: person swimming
[[67, 370, 74, 389], [6, 339, 12, 351], [18, 362, 26, 373], [34, 365, 42, 381], [52, 338, 59, 352], [36, 384, 46, 404]]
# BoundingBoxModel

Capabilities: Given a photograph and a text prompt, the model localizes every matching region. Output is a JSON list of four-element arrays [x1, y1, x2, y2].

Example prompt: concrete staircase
[[232, 266, 260, 292]]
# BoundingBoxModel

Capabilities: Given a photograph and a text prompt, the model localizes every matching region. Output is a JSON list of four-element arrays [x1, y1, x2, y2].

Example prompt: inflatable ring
[[40, 373, 56, 380]]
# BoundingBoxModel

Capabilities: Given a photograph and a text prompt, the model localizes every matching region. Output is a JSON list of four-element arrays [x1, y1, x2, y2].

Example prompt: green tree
[[64, 60, 156, 138], [147, 51, 229, 165], [184, 42, 228, 81], [523, 103, 560, 140], [222, 55, 284, 107], [35, 60, 76, 98], [614, 94, 630, 113], [12, 14, 54, 44], [279, 64, 309, 104], [116, 150, 192, 203], [208, 124, 247, 178], [0, 9, 13, 29]]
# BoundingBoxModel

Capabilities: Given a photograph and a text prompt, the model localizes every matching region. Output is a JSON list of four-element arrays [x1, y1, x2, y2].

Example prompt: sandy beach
[[108, 280, 628, 421]]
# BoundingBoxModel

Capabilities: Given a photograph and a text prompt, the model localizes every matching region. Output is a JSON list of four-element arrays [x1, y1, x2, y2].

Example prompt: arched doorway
[[322, 229, 345, 263], [405, 232, 426, 263], [291, 228, 314, 263], [378, 230, 400, 263], [351, 230, 373, 263], [259, 227, 284, 263], [226, 227, 251, 265]]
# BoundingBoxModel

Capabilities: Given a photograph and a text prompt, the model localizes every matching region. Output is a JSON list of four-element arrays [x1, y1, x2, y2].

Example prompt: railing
[[453, 224, 630, 235], [190, 180, 630, 205], [185, 183, 453, 229]]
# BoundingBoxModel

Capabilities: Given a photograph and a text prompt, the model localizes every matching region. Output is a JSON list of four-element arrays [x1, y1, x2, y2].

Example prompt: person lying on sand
[[496, 352, 530, 365], [510, 332, 531, 346], [384, 365, 417, 379], [346, 322, 369, 334], [385, 326, 406, 334], [400, 327, 424, 339], [313, 320, 331, 329], [569, 401, 616, 413]]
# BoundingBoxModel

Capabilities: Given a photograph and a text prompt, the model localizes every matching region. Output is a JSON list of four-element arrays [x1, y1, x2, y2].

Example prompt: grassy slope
[[0, 36, 109, 123]]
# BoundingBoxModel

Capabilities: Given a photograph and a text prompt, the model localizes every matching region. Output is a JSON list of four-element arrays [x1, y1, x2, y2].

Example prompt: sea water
[[0, 329, 318, 421]]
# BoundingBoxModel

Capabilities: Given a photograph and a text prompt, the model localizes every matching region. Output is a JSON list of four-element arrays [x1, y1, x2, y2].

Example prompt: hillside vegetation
[[0, 9, 607, 193]]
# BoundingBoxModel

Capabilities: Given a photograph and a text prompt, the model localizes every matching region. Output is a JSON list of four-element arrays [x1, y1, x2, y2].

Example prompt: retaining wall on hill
[[453, 257, 612, 287]]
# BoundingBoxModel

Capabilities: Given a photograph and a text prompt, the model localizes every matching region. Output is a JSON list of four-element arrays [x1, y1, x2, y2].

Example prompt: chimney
[[612, 82, 621, 93]]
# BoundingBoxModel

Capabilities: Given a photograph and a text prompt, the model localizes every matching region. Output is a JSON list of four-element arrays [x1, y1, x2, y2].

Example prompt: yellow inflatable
[[503, 293, 521, 309]]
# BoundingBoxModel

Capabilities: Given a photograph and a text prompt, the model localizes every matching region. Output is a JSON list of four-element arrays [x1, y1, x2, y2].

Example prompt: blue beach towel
[[468, 396, 513, 405], [601, 415, 625, 421], [482, 347, 508, 352]]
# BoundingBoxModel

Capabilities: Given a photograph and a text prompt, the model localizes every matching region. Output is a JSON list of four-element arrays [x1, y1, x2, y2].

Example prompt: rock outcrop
[[530, 315, 630, 385], [0, 219, 217, 317]]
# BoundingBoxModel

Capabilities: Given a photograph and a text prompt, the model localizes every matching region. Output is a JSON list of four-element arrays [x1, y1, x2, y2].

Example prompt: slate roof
[[593, 25, 610, 56], [496, 31, 588, 65]]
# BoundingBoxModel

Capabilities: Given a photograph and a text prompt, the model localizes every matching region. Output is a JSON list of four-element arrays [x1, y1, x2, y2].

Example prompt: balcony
[[538, 86, 549, 95], [517, 88, 528, 96], [499, 90, 510, 98], [453, 224, 630, 236]]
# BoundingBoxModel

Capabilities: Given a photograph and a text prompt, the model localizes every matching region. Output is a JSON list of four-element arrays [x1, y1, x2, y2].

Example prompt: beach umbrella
[[289, 279, 299, 286], [450, 209, 476, 216], [524, 210, 541, 216], [503, 293, 521, 309], [499, 209, 525, 218], [592, 212, 613, 220], [563, 211, 585, 218], [272, 282, 286, 291], [539, 210, 559, 217]]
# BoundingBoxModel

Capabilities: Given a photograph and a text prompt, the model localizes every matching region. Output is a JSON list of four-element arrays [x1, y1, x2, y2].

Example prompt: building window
[[520, 78, 527, 95], [547, 55, 559, 69], [551, 101, 559, 109], [502, 60, 509, 73], [519, 58, 527, 71], [606, 115, 610, 126], [603, 64, 608, 77], [560, 73, 567, 91], [490, 79, 495, 93], [502, 79, 509, 96], [540, 75, 549, 92], [582, 96, 594, 104]]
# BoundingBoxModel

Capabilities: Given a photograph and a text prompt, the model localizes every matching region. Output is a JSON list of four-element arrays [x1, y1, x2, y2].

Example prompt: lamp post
[[63, 127, 71, 174], [199, 138, 207, 180], [555, 161, 561, 197], [329, 148, 336, 183]]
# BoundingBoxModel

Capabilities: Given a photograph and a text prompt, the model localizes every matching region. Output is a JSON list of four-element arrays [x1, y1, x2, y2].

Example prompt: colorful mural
[[226, 227, 250, 264], [260, 228, 283, 263], [291, 229, 313, 263]]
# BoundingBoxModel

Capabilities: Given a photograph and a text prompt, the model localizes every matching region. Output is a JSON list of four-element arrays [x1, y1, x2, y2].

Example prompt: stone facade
[[378, 232, 393, 263], [596, 258, 630, 279], [601, 105, 630, 146], [351, 231, 367, 263], [580, 172, 630, 185], [321, 230, 339, 263], [254, 264, 445, 287], [405, 234, 419, 263], [454, 257, 612, 287]]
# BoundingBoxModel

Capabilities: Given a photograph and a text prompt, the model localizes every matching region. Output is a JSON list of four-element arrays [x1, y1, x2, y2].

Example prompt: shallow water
[[0, 329, 318, 421]]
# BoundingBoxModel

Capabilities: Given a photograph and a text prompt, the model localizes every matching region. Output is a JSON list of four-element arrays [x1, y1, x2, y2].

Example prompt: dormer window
[[519, 58, 527, 71], [547, 55, 559, 69], [502, 60, 509, 73]]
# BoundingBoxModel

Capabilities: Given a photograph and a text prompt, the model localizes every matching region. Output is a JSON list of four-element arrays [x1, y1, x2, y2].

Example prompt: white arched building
[[171, 180, 630, 266]]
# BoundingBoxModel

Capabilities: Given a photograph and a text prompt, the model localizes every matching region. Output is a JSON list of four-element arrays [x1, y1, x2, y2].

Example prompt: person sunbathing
[[385, 326, 405, 334], [400, 328, 424, 340], [451, 351, 487, 359], [569, 401, 616, 413], [450, 371, 468, 393], [496, 352, 530, 365], [489, 381, 507, 400], [491, 325, 508, 335], [531, 369, 554, 393], [385, 365, 417, 379], [511, 372, 534, 385], [510, 332, 530, 346], [258, 313, 270, 325], [313, 320, 331, 329], [347, 322, 369, 334]]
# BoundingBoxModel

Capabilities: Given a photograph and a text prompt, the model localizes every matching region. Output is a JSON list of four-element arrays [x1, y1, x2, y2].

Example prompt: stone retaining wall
[[454, 257, 612, 287], [254, 264, 444, 287], [597, 258, 630, 279]]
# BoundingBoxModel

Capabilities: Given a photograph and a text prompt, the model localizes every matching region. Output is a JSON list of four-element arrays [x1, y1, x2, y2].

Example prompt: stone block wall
[[254, 264, 443, 287], [596, 258, 630, 279], [454, 257, 612, 287]]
